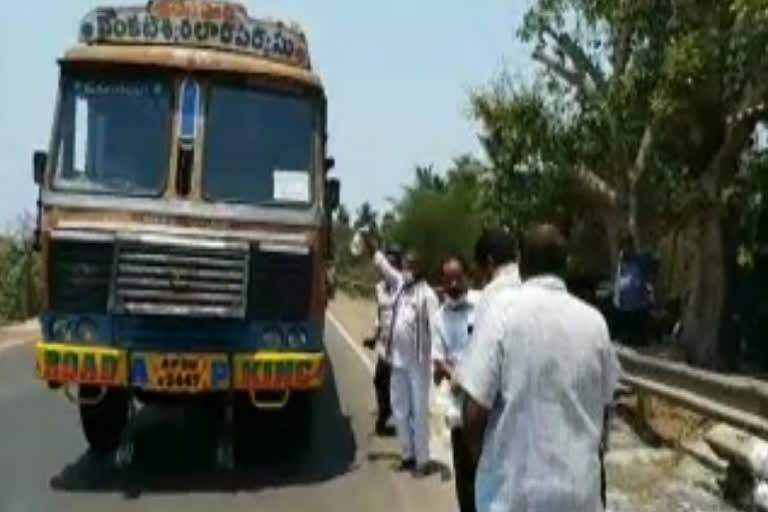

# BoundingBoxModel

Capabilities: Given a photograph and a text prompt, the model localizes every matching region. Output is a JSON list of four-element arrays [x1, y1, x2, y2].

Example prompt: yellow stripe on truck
[[34, 342, 325, 392]]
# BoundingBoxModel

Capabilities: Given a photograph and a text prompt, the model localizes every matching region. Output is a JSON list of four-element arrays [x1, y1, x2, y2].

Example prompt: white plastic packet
[[753, 480, 768, 511], [749, 440, 768, 481], [435, 380, 463, 429], [349, 227, 369, 257]]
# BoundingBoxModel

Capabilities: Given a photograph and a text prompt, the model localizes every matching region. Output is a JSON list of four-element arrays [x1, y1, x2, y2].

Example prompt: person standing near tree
[[458, 223, 621, 512], [360, 231, 439, 476], [363, 247, 402, 436], [613, 232, 656, 346]]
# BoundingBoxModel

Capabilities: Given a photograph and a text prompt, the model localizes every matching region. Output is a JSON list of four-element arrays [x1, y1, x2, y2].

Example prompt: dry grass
[[0, 236, 41, 324]]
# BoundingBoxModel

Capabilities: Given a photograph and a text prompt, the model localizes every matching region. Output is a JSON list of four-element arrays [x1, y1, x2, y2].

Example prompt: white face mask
[[402, 270, 415, 285], [444, 293, 467, 309]]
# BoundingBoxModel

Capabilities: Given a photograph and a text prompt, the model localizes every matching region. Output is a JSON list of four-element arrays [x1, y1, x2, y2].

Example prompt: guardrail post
[[637, 390, 652, 425]]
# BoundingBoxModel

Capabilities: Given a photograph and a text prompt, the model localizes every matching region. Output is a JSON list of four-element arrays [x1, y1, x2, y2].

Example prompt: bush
[[0, 236, 42, 323]]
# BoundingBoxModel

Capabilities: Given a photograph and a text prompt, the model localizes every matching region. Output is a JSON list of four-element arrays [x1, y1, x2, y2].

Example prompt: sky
[[0, 0, 531, 225]]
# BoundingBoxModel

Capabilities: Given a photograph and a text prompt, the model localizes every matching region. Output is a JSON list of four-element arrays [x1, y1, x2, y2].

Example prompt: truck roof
[[63, 0, 322, 88]]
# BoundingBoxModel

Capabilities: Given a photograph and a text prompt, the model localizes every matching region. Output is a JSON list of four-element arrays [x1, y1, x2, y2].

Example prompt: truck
[[30, 0, 339, 468]]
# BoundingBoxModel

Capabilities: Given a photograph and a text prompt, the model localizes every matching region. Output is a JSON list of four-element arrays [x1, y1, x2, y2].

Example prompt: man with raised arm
[[360, 231, 439, 477]]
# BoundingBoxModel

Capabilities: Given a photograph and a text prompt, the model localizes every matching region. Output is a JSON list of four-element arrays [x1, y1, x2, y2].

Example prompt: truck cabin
[[32, 0, 339, 353]]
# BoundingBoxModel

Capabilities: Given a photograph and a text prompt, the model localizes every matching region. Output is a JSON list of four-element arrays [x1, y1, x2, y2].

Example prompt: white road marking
[[326, 310, 454, 472], [326, 311, 375, 374]]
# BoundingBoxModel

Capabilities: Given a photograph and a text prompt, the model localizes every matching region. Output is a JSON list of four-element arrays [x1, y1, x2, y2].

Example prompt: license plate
[[35, 343, 128, 386], [131, 353, 230, 393], [233, 352, 324, 390]]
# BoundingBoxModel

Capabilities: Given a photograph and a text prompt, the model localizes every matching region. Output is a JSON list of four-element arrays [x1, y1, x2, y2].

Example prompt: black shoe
[[375, 420, 395, 437], [394, 458, 415, 471], [412, 463, 432, 478]]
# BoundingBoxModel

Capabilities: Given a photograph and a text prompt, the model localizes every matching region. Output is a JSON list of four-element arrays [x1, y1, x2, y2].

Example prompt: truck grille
[[111, 235, 250, 318], [49, 238, 113, 313], [247, 246, 312, 321]]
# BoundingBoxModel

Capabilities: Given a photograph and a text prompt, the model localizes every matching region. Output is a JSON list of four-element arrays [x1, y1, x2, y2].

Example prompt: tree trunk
[[628, 178, 639, 244], [601, 210, 623, 271], [681, 210, 727, 368]]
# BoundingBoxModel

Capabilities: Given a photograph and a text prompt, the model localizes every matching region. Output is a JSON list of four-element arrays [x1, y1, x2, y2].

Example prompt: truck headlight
[[285, 327, 308, 348], [75, 318, 98, 342], [262, 326, 283, 349], [52, 318, 71, 341]]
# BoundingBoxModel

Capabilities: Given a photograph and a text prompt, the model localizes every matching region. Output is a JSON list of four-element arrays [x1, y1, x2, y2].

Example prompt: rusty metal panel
[[61, 45, 322, 89]]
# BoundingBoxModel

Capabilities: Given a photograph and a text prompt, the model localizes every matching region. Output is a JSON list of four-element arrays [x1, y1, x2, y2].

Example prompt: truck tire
[[79, 386, 129, 453]]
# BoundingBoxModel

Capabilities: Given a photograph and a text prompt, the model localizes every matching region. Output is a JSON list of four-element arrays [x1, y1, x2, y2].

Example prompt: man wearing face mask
[[362, 232, 439, 477], [432, 255, 480, 512]]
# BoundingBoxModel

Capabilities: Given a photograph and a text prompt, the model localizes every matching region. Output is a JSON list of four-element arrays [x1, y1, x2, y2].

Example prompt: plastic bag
[[435, 380, 463, 429], [753, 480, 768, 511], [749, 440, 768, 481], [349, 230, 365, 257]]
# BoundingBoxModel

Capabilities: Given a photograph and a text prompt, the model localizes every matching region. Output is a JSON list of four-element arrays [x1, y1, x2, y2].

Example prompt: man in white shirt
[[363, 235, 439, 476], [432, 255, 480, 512], [458, 223, 621, 512], [472, 228, 521, 321], [363, 248, 402, 436]]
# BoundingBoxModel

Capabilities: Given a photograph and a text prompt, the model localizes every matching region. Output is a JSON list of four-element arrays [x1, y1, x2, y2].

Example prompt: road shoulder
[[0, 318, 39, 352], [327, 293, 455, 473]]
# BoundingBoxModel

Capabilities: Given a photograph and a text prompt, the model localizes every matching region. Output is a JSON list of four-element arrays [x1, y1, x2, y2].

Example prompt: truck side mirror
[[33, 150, 47, 185], [324, 156, 335, 173], [325, 177, 340, 212]]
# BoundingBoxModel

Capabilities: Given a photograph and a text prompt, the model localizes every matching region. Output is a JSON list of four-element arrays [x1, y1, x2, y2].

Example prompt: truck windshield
[[202, 85, 314, 205], [53, 74, 171, 196]]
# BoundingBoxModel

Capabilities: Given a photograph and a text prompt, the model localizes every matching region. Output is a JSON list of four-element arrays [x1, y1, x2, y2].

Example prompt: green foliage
[[0, 236, 41, 323], [353, 201, 378, 230], [470, 0, 768, 366], [335, 204, 350, 228], [330, 202, 377, 296], [386, 156, 486, 281], [469, 79, 573, 234]]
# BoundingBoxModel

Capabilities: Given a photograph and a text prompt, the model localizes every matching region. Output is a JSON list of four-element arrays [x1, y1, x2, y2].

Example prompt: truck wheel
[[79, 386, 129, 453]]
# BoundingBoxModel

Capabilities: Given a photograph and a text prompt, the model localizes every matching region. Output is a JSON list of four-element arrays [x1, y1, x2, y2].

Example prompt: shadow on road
[[49, 357, 356, 499]]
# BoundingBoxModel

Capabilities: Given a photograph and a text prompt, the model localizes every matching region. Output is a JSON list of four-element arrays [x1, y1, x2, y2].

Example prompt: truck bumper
[[34, 342, 325, 393]]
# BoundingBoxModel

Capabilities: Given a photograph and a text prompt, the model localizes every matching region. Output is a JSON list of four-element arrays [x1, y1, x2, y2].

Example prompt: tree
[[385, 158, 486, 281], [354, 201, 378, 231], [335, 204, 350, 228], [472, 0, 768, 367], [379, 211, 398, 245], [414, 164, 445, 192]]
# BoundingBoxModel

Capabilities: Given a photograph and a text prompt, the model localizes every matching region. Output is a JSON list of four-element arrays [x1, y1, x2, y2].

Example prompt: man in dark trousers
[[432, 255, 480, 512], [363, 248, 402, 435], [459, 223, 620, 512]]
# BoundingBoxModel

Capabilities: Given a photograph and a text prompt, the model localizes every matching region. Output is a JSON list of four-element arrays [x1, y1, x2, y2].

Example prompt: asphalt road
[[0, 321, 456, 512]]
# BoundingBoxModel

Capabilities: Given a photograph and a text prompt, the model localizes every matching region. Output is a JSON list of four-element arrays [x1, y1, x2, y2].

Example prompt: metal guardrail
[[333, 287, 768, 439], [618, 346, 768, 439]]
